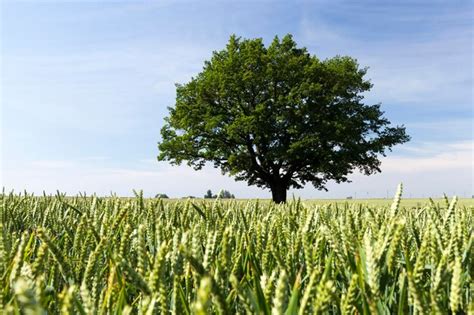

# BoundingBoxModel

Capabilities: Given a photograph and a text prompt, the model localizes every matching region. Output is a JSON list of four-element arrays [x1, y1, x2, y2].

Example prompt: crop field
[[0, 187, 472, 314], [304, 198, 474, 208]]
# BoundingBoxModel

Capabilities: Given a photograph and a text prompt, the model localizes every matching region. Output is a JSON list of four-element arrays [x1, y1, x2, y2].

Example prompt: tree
[[204, 189, 235, 199], [158, 34, 410, 203], [217, 190, 235, 199], [204, 189, 213, 199], [155, 193, 169, 199]]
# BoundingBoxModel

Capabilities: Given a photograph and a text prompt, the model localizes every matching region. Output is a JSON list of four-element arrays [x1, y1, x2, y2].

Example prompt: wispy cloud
[[381, 141, 473, 172], [395, 139, 473, 155], [2, 41, 219, 140], [297, 3, 472, 108]]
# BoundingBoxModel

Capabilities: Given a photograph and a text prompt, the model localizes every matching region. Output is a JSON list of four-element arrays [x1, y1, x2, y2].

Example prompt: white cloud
[[380, 142, 472, 173], [288, 140, 473, 198]]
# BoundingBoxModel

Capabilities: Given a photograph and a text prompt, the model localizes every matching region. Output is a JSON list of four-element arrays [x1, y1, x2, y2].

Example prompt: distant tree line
[[154, 191, 235, 199], [204, 189, 235, 199]]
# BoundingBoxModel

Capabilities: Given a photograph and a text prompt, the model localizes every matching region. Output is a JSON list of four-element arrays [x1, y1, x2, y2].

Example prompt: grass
[[0, 186, 472, 314]]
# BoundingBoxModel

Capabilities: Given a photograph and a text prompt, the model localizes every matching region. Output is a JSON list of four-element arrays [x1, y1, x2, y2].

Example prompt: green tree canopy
[[158, 34, 409, 203]]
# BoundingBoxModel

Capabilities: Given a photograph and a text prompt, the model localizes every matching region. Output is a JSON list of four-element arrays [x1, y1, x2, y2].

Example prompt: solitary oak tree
[[158, 35, 409, 203]]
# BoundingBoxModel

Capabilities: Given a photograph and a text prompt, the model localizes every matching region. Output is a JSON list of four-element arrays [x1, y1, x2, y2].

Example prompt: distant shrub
[[204, 189, 213, 199], [204, 189, 235, 199]]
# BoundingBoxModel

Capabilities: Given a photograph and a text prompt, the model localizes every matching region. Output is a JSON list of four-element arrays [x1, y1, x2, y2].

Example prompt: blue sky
[[1, 0, 472, 198]]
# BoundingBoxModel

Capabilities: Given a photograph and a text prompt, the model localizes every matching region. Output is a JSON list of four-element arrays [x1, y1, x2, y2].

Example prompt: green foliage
[[158, 34, 410, 202], [218, 190, 235, 199], [0, 189, 472, 313], [204, 189, 213, 199], [204, 189, 235, 199]]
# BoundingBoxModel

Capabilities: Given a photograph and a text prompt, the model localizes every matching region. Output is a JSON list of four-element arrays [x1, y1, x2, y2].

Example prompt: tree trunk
[[270, 182, 287, 203]]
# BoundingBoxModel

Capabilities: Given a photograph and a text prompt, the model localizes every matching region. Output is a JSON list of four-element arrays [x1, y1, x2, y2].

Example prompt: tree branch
[[245, 136, 272, 182]]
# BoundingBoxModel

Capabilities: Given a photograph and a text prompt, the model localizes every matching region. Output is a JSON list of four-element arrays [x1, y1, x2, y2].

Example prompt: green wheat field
[[0, 186, 472, 314]]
